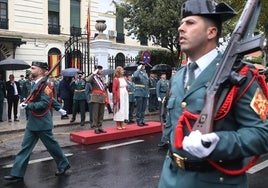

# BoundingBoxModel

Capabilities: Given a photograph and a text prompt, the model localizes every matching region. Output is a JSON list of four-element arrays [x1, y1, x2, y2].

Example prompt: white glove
[[137, 65, 143, 70], [58, 109, 67, 116], [158, 97, 162, 102], [19, 102, 28, 109], [182, 130, 219, 158], [93, 69, 98, 74]]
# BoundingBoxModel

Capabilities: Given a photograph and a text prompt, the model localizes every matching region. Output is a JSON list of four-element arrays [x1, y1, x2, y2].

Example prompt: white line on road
[[98, 140, 144, 150], [2, 153, 73, 168], [247, 160, 268, 174]]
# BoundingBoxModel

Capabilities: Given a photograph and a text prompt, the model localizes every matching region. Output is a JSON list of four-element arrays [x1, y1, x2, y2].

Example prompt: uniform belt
[[74, 89, 85, 92], [128, 92, 134, 94], [171, 152, 213, 172], [135, 84, 145, 88]]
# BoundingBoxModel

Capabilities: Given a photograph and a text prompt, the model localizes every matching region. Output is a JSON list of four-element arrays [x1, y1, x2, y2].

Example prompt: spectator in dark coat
[[6, 74, 21, 122], [57, 76, 73, 117]]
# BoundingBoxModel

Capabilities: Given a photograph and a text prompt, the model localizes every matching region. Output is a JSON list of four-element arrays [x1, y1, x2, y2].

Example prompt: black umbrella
[[102, 69, 114, 76], [124, 61, 139, 71], [0, 59, 30, 70], [151, 64, 171, 73], [60, 68, 80, 77]]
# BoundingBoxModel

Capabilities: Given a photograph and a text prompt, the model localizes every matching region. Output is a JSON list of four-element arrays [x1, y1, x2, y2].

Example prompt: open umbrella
[[60, 68, 80, 77], [102, 69, 114, 76], [151, 64, 172, 74], [0, 59, 30, 70], [124, 62, 139, 71]]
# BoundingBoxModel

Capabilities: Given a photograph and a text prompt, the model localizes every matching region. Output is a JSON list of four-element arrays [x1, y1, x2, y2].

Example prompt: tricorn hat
[[181, 0, 237, 22], [32, 61, 49, 70]]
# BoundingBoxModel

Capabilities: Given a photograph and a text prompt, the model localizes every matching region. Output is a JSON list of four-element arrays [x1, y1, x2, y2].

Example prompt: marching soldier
[[158, 0, 268, 187], [4, 61, 70, 181]]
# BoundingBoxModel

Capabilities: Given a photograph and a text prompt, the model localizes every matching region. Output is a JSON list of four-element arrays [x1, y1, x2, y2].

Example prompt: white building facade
[[0, 0, 163, 80]]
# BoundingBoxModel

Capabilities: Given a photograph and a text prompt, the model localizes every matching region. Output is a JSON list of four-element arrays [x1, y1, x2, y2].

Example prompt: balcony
[[116, 32, 125, 43], [48, 24, 60, 35], [70, 26, 81, 36], [0, 18, 8, 29]]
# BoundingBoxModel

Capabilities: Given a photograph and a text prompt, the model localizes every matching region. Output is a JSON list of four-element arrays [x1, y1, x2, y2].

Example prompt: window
[[48, 0, 60, 34], [0, 1, 8, 29], [70, 0, 81, 36]]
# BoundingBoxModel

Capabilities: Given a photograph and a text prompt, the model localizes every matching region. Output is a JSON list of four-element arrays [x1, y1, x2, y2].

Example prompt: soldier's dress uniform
[[133, 65, 149, 126], [159, 54, 268, 188], [5, 62, 70, 180], [87, 69, 107, 133], [70, 75, 90, 126], [21, 78, 32, 119], [156, 77, 169, 122], [148, 74, 158, 112], [127, 76, 135, 123]]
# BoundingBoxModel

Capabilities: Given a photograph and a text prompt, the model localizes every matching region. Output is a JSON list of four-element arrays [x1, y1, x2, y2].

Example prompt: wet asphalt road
[[0, 133, 166, 188], [1, 115, 268, 188]]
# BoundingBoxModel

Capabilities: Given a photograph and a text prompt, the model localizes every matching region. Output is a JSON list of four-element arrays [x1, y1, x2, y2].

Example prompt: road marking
[[247, 160, 268, 174], [2, 153, 73, 168], [98, 140, 144, 150], [0, 134, 24, 144]]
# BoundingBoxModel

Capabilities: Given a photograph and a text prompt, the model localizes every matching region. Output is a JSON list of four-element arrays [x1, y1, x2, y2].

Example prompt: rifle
[[24, 54, 66, 103], [192, 0, 265, 135]]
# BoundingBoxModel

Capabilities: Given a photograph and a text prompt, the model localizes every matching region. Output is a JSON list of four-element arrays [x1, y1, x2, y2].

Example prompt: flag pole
[[87, 0, 91, 75]]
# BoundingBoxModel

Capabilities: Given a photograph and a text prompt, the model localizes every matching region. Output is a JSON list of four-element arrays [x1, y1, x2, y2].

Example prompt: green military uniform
[[156, 77, 169, 122], [127, 77, 135, 123], [21, 78, 32, 119], [148, 75, 158, 112], [159, 52, 268, 187], [70, 76, 90, 126], [9, 77, 69, 178], [133, 66, 149, 126]]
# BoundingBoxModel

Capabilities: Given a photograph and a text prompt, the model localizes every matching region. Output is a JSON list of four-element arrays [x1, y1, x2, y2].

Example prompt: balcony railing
[[70, 26, 81, 36], [48, 24, 60, 35], [0, 18, 8, 29], [116, 32, 125, 43]]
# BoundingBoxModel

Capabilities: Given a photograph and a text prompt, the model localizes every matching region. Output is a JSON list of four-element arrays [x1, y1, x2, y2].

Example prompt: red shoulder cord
[[28, 82, 53, 117], [174, 65, 268, 175]]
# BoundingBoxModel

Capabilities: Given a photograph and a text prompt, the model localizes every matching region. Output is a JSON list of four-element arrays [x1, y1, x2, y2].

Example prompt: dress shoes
[[94, 129, 101, 134], [70, 119, 75, 123], [61, 115, 69, 120], [98, 128, 107, 133], [157, 142, 168, 148], [142, 122, 148, 126], [4, 175, 23, 181], [80, 122, 85, 126], [14, 119, 19, 122], [137, 123, 144, 127], [0, 120, 3, 122], [128, 120, 135, 124], [55, 165, 70, 176]]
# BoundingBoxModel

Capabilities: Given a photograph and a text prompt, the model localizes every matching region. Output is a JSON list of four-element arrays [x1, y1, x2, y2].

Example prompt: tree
[[114, 0, 183, 67], [114, 0, 268, 67]]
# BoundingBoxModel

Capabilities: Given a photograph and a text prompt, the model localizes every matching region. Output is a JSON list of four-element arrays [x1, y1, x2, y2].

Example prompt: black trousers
[[7, 95, 19, 120]]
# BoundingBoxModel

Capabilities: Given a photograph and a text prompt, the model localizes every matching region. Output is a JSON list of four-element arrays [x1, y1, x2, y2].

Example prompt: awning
[[0, 37, 26, 47]]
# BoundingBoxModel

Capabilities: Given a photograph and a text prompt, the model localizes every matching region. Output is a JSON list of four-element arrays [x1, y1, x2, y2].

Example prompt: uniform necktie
[[31, 82, 35, 89], [186, 62, 198, 89]]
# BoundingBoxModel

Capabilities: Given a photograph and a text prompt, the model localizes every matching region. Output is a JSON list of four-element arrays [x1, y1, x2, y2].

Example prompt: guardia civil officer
[[148, 73, 158, 112], [158, 0, 268, 187], [4, 61, 70, 181], [133, 62, 149, 126], [70, 71, 90, 126], [156, 73, 169, 123]]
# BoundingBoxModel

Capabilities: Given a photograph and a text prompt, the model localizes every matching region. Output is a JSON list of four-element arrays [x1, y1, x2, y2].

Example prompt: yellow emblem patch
[[250, 88, 268, 122], [44, 85, 53, 96]]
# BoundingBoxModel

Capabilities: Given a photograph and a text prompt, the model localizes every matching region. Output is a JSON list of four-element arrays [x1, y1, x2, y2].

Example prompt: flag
[[87, 7, 90, 38]]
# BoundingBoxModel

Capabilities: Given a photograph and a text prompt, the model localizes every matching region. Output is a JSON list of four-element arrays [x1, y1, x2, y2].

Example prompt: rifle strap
[[30, 82, 53, 117]]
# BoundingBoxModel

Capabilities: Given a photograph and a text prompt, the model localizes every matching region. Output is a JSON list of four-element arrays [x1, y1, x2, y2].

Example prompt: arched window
[[48, 48, 61, 77]]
